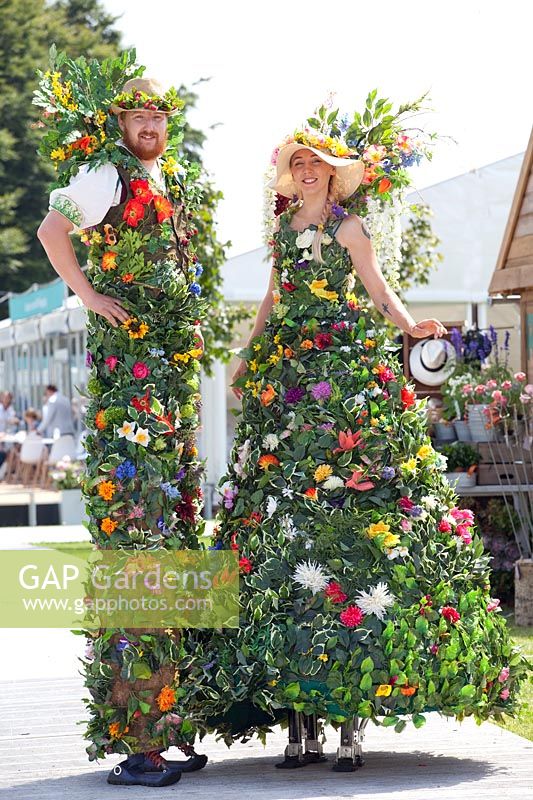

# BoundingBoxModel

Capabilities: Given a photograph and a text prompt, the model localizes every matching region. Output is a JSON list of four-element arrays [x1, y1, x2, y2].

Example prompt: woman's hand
[[409, 319, 447, 339], [81, 289, 129, 327], [231, 359, 248, 399]]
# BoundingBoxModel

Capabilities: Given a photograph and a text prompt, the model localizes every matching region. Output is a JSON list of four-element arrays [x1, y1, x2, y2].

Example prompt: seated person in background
[[24, 408, 41, 435]]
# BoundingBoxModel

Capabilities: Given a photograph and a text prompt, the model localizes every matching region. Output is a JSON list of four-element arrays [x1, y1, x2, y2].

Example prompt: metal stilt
[[275, 710, 305, 768]]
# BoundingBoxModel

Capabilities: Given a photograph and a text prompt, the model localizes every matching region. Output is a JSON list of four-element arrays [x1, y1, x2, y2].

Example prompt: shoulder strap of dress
[[329, 216, 345, 237]]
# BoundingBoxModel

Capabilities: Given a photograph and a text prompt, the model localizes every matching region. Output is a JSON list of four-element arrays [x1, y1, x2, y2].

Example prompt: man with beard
[[37, 78, 208, 787]]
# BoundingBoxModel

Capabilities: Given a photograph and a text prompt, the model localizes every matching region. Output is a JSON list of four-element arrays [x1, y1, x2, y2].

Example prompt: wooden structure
[[489, 126, 533, 380]]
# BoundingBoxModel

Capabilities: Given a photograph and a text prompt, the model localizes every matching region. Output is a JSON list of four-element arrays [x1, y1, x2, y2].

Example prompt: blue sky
[[103, 0, 532, 256]]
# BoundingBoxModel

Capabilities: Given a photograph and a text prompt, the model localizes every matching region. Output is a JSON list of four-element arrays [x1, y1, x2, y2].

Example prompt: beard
[[122, 128, 167, 161]]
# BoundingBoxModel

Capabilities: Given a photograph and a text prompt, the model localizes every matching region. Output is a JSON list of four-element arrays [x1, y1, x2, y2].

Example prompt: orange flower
[[101, 517, 118, 535], [258, 454, 280, 471], [95, 410, 107, 430], [362, 167, 379, 185], [156, 684, 176, 712], [153, 195, 174, 223], [98, 481, 116, 501], [108, 722, 129, 739], [284, 347, 294, 358], [260, 383, 277, 407], [301, 339, 313, 350], [121, 273, 134, 283], [400, 686, 417, 696], [345, 469, 375, 491], [305, 487, 318, 500], [378, 177, 392, 194], [123, 198, 146, 227], [333, 429, 363, 454], [101, 251, 118, 271]]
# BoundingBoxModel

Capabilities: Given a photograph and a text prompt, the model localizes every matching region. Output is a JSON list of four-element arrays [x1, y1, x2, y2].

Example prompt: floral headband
[[271, 129, 358, 165], [111, 86, 184, 115]]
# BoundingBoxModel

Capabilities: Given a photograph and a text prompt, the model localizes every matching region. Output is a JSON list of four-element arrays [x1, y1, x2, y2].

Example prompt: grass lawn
[[30, 541, 533, 740]]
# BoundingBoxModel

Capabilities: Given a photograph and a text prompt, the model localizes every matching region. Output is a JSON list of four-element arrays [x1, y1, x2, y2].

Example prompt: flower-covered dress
[[183, 208, 527, 741]]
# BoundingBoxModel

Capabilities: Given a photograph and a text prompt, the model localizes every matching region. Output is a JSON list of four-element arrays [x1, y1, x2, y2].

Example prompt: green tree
[[0, 0, 122, 305], [399, 203, 443, 297]]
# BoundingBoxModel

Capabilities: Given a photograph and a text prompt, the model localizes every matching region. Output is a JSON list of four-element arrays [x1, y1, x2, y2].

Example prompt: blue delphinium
[[189, 282, 201, 296], [116, 460, 136, 481]]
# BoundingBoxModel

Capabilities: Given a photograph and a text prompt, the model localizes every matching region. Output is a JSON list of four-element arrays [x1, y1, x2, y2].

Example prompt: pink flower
[[514, 372, 526, 382], [487, 598, 500, 612], [498, 666, 510, 683], [438, 519, 452, 533], [132, 361, 150, 380], [474, 384, 486, 395], [500, 688, 510, 700], [486, 379, 498, 389], [378, 367, 395, 383], [492, 390, 504, 402], [399, 496, 415, 512], [401, 518, 412, 532], [340, 605, 365, 627], [441, 606, 461, 624], [501, 380, 513, 390], [325, 581, 348, 604], [460, 531, 472, 545], [105, 355, 118, 371], [462, 384, 473, 395], [455, 524, 469, 538], [430, 643, 439, 655]]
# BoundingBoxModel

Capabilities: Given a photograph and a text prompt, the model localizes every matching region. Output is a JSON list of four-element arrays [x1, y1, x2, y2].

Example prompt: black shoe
[[107, 753, 182, 787], [144, 752, 208, 773]]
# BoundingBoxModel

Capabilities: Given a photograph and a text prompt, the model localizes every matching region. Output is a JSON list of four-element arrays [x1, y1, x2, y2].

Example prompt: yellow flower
[[417, 444, 433, 460], [123, 318, 149, 339], [383, 533, 401, 548], [400, 457, 417, 473], [50, 148, 66, 161], [376, 684, 392, 697], [367, 521, 390, 539], [367, 381, 377, 389], [272, 290, 281, 304], [364, 339, 376, 348], [268, 679, 278, 686], [95, 109, 107, 126], [173, 352, 190, 363], [370, 417, 379, 426], [245, 380, 260, 397], [309, 279, 338, 302], [253, 343, 261, 351], [274, 334, 281, 344], [314, 464, 333, 483], [317, 654, 329, 662]]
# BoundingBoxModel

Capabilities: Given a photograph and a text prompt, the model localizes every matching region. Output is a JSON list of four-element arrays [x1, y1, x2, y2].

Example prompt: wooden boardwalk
[[0, 675, 531, 799]]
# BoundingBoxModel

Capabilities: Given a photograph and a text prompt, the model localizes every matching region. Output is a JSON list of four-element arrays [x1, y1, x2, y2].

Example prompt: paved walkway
[[0, 673, 531, 800]]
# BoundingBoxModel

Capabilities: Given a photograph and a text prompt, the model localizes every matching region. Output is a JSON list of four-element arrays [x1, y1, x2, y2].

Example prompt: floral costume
[[183, 207, 527, 745]]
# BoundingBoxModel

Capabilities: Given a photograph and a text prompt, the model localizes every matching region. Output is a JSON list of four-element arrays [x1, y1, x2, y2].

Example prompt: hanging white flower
[[355, 582, 395, 620], [263, 433, 280, 451], [364, 190, 405, 291], [262, 165, 278, 245], [293, 560, 330, 594], [295, 228, 315, 249], [322, 475, 345, 490], [266, 496, 278, 518]]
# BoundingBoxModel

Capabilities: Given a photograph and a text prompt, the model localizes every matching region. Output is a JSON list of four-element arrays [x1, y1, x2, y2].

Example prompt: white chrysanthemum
[[355, 582, 395, 620], [263, 433, 280, 451], [286, 412, 298, 431], [293, 560, 330, 594], [340, 345, 351, 352], [266, 496, 277, 518], [421, 495, 439, 510], [322, 475, 345, 491]]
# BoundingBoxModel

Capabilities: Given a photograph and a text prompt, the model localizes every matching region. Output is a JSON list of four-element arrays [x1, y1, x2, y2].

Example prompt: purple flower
[[85, 351, 93, 367], [329, 496, 345, 509], [450, 327, 464, 358], [208, 541, 223, 551], [408, 505, 424, 518], [175, 467, 186, 481], [381, 466, 396, 480], [222, 484, 238, 510], [285, 386, 306, 404], [310, 381, 332, 402], [294, 259, 309, 270], [320, 422, 335, 431], [331, 203, 347, 219]]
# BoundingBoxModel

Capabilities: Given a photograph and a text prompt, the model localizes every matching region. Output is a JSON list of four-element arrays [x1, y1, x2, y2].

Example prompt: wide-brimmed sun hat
[[110, 78, 183, 116], [269, 135, 365, 200], [409, 338, 457, 387]]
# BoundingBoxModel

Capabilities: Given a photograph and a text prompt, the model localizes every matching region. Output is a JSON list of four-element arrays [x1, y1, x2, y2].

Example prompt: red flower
[[398, 496, 414, 512], [305, 487, 318, 500], [153, 195, 174, 223], [333, 429, 363, 454], [123, 198, 146, 227], [324, 581, 348, 604], [130, 179, 153, 205], [282, 281, 297, 292], [132, 361, 150, 380], [239, 557, 253, 574], [345, 469, 375, 491], [131, 388, 151, 413], [230, 532, 239, 551], [401, 387, 416, 409], [105, 355, 118, 372], [438, 519, 452, 533], [376, 364, 395, 383], [378, 177, 392, 194], [441, 606, 461, 624], [175, 492, 196, 523], [340, 605, 365, 627], [314, 332, 333, 350]]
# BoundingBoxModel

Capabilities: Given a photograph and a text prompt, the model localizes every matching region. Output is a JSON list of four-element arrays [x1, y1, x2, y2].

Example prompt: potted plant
[[440, 442, 479, 489], [51, 456, 87, 525]]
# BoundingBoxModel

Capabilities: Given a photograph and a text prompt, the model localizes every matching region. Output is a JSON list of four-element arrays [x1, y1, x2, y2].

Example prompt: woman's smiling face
[[290, 148, 335, 196]]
